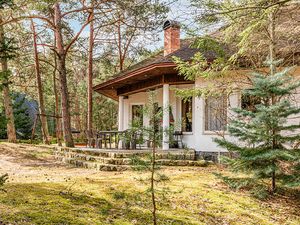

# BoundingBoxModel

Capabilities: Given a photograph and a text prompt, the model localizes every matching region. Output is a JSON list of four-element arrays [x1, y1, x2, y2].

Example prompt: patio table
[[96, 131, 126, 149]]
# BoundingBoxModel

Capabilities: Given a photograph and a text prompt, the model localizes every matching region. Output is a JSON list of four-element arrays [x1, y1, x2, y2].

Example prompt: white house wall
[[192, 79, 239, 152], [119, 83, 238, 152], [286, 86, 300, 137], [122, 88, 177, 128], [118, 71, 300, 152]]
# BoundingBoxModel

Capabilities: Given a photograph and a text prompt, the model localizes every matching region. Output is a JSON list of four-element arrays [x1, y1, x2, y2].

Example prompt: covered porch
[[94, 63, 194, 150]]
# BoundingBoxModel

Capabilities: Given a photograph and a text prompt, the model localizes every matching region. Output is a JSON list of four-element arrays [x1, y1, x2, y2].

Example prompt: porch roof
[[93, 40, 202, 100]]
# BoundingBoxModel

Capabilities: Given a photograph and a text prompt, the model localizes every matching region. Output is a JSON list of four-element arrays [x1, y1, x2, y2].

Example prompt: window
[[148, 103, 161, 132], [132, 105, 143, 125], [241, 93, 261, 112], [181, 98, 193, 132], [205, 95, 227, 131]]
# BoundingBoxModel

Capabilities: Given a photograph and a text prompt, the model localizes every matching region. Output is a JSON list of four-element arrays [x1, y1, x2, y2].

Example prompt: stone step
[[60, 157, 130, 171], [56, 155, 208, 167], [54, 147, 208, 171], [55, 153, 132, 165], [54, 147, 196, 160]]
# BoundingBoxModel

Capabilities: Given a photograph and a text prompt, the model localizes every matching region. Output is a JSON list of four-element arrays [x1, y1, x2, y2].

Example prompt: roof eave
[[93, 62, 176, 91]]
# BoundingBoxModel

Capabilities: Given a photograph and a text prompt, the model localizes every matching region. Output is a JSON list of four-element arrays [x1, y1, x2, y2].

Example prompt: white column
[[163, 84, 170, 150], [118, 96, 124, 131]]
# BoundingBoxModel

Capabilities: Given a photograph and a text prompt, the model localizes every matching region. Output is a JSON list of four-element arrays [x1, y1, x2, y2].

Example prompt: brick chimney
[[163, 20, 180, 56]]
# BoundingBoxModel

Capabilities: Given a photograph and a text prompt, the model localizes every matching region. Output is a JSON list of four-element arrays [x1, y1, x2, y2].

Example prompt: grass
[[0, 143, 299, 225], [1, 170, 299, 225]]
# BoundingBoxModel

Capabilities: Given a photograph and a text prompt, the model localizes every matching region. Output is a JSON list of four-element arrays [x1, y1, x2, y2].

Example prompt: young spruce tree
[[215, 66, 300, 194], [130, 91, 170, 225]]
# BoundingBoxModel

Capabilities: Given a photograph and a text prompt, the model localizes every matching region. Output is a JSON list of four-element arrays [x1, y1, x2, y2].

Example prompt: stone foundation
[[196, 151, 237, 162]]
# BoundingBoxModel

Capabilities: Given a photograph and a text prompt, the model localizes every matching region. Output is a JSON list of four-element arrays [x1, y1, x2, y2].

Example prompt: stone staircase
[[54, 147, 209, 171]]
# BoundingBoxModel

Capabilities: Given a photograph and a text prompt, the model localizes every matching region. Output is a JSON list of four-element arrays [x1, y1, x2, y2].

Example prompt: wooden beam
[[93, 63, 176, 91], [116, 74, 194, 96], [163, 74, 194, 84], [117, 75, 163, 96]]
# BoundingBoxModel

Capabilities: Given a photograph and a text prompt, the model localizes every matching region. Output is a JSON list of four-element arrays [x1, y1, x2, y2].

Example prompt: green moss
[[0, 182, 193, 225], [0, 168, 299, 224]]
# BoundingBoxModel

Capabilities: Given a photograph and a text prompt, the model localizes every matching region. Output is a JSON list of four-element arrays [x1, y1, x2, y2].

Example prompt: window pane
[[151, 103, 160, 132], [241, 93, 261, 112], [205, 96, 227, 131], [132, 105, 143, 126], [182, 98, 193, 132]]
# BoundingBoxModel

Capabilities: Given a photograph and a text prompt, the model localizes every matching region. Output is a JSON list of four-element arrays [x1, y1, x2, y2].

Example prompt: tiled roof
[[109, 39, 200, 79]]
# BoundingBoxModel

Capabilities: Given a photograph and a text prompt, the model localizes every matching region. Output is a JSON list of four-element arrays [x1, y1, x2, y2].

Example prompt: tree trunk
[[151, 109, 157, 225], [117, 13, 124, 71], [31, 20, 49, 144], [151, 139, 157, 225], [53, 53, 62, 146], [269, 10, 276, 76], [56, 55, 74, 147], [271, 170, 276, 194], [0, 16, 16, 143], [54, 3, 74, 147], [269, 10, 277, 195], [2, 86, 16, 142], [74, 93, 82, 132], [87, 1, 94, 145]]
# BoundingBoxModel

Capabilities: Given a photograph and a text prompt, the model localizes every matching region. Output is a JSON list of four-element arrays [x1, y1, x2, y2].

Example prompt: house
[[93, 20, 300, 154]]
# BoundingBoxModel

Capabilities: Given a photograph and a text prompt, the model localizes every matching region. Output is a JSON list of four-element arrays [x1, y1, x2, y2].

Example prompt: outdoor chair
[[92, 130, 99, 148], [132, 130, 144, 150], [173, 131, 183, 148], [85, 130, 94, 148]]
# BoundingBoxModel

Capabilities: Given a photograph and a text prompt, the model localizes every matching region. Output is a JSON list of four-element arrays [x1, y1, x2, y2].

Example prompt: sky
[[167, 0, 196, 28], [75, 0, 196, 51], [154, 0, 196, 49]]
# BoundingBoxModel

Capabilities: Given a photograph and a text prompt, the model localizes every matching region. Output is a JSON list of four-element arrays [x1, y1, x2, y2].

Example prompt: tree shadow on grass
[[0, 183, 195, 225], [0, 144, 62, 167]]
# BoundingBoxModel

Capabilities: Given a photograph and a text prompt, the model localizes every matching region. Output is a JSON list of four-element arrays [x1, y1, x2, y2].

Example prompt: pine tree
[[215, 66, 300, 194], [0, 105, 7, 138], [0, 0, 17, 142], [0, 93, 34, 140], [13, 93, 33, 140]]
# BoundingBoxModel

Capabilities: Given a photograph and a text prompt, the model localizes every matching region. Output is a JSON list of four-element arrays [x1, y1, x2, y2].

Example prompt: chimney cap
[[163, 20, 180, 30]]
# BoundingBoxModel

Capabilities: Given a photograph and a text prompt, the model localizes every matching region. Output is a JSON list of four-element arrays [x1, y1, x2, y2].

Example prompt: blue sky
[[67, 0, 199, 53], [157, 0, 195, 46]]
